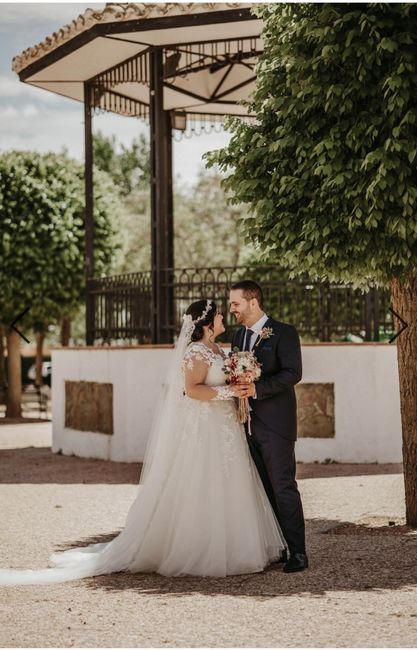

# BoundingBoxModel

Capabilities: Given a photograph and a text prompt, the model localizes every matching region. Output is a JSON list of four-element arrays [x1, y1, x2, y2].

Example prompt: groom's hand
[[245, 383, 257, 398], [235, 382, 256, 398], [234, 383, 250, 398]]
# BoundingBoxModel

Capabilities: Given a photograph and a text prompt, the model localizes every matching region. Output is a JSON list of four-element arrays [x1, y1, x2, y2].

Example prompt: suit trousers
[[245, 411, 306, 556]]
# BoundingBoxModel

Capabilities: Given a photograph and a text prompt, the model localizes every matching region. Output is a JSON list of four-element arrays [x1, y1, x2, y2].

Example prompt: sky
[[0, 2, 231, 186]]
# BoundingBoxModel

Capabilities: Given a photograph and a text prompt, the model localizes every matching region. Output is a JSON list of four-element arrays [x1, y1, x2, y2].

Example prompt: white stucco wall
[[299, 345, 401, 463], [51, 344, 402, 464]]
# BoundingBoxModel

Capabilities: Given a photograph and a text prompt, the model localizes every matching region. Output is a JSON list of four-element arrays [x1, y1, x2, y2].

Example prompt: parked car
[[27, 361, 52, 387]]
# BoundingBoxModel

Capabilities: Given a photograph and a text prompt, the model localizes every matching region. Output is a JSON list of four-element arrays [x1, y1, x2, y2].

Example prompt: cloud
[[0, 75, 25, 98], [0, 3, 104, 27], [94, 112, 231, 184], [0, 3, 105, 69], [0, 75, 68, 106], [0, 105, 19, 118], [0, 1, 231, 184], [174, 130, 231, 186], [21, 103, 40, 117], [0, 103, 40, 118], [0, 104, 85, 157], [0, 92, 231, 183]]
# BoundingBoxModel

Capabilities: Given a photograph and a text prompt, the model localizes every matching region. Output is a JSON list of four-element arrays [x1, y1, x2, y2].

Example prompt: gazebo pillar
[[149, 47, 174, 344], [84, 81, 95, 346]]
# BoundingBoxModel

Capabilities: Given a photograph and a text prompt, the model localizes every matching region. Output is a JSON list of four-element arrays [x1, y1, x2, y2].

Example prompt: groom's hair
[[231, 280, 263, 308]]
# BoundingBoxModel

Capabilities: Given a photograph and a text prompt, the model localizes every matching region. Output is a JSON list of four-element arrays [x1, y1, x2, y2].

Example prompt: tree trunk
[[0, 327, 6, 410], [0, 326, 6, 389], [35, 329, 45, 387], [6, 329, 22, 418], [390, 274, 417, 527], [60, 316, 71, 347]]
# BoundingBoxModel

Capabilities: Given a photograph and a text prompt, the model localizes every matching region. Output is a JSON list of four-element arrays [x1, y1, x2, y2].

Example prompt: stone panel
[[65, 380, 113, 435], [296, 383, 334, 438]]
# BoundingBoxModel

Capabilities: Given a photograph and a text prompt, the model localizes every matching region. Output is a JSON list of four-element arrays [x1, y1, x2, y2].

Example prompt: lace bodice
[[182, 342, 228, 387]]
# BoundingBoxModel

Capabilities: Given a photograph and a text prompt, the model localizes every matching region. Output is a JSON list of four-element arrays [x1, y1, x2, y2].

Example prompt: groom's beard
[[232, 312, 248, 325]]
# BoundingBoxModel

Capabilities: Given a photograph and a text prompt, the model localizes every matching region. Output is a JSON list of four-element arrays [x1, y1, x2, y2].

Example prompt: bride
[[0, 299, 288, 585]]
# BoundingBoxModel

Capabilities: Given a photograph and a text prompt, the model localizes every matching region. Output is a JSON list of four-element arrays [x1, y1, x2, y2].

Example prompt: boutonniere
[[254, 327, 274, 347]]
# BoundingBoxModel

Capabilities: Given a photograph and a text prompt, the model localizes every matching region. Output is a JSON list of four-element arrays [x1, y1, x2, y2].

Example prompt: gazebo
[[12, 2, 263, 344], [10, 3, 401, 465]]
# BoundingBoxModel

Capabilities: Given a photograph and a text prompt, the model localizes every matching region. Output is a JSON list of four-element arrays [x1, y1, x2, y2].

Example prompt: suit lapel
[[235, 318, 274, 353], [252, 317, 274, 356]]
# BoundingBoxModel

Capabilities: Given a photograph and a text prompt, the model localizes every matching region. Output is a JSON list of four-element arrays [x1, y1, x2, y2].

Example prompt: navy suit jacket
[[231, 317, 302, 441]]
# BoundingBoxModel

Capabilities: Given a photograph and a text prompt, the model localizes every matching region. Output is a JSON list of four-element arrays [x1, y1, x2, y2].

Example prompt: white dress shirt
[[244, 313, 269, 404], [244, 313, 269, 351]]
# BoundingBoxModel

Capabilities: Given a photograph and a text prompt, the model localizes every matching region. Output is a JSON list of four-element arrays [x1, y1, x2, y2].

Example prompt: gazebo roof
[[12, 2, 263, 121], [11, 3, 266, 344]]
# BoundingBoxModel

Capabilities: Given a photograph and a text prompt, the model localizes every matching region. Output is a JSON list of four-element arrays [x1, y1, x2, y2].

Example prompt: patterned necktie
[[243, 328, 254, 352]]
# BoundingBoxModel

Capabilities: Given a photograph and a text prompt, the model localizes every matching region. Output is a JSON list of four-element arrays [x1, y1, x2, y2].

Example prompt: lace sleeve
[[182, 343, 235, 401], [211, 385, 235, 400], [181, 343, 213, 371]]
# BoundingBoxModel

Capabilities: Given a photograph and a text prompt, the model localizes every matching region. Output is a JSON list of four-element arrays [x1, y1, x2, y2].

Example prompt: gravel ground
[[0, 439, 416, 647]]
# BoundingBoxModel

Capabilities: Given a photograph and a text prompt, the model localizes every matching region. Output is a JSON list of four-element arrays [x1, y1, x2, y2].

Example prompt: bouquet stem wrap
[[238, 397, 250, 424]]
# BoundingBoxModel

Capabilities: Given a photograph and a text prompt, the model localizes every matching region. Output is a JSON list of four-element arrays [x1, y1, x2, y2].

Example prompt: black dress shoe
[[283, 552, 309, 573]]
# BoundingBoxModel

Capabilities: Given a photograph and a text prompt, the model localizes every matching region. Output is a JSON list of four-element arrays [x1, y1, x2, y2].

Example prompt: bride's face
[[210, 311, 225, 338]]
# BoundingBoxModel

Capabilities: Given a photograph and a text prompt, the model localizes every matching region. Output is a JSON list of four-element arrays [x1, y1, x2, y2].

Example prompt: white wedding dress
[[0, 341, 288, 586]]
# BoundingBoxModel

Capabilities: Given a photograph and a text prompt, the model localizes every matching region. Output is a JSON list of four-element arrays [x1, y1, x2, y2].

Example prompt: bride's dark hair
[[185, 299, 217, 342]]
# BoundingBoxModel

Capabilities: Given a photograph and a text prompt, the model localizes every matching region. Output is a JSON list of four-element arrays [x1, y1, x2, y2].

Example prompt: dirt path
[[0, 445, 416, 647]]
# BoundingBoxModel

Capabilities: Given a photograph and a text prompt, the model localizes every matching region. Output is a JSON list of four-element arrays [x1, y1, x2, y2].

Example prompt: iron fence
[[86, 266, 394, 345], [87, 271, 152, 343]]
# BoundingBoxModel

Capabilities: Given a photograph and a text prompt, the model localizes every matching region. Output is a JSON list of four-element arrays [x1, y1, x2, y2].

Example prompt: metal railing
[[86, 266, 394, 345], [87, 270, 153, 343]]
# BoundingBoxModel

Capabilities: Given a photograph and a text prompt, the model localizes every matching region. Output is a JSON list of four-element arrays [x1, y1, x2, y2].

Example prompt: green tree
[[114, 188, 151, 272], [93, 131, 151, 272], [0, 150, 122, 416], [207, 3, 417, 525], [174, 169, 253, 267], [93, 130, 150, 196], [93, 131, 254, 272]]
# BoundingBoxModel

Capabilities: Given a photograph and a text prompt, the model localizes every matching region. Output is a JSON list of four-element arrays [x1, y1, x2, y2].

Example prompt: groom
[[230, 280, 308, 573]]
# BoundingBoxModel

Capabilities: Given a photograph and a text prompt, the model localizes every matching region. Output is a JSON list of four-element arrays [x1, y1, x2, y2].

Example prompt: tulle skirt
[[0, 399, 288, 585]]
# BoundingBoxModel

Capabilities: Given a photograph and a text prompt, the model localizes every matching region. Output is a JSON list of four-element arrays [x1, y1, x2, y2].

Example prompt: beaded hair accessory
[[194, 299, 212, 324], [182, 299, 213, 343]]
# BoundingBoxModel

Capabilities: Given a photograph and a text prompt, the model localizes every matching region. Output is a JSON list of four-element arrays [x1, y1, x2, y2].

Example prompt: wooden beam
[[84, 82, 95, 345], [19, 8, 256, 81], [209, 64, 234, 101], [213, 74, 257, 100], [163, 81, 209, 104], [150, 48, 174, 344]]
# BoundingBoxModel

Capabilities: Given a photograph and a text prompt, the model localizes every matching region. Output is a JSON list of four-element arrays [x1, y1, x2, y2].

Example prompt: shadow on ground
[[2, 447, 416, 599], [49, 517, 417, 599], [0, 447, 142, 483], [0, 447, 403, 484]]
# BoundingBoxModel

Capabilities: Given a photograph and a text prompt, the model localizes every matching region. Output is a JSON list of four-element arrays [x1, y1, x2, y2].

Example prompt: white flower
[[254, 327, 274, 347]]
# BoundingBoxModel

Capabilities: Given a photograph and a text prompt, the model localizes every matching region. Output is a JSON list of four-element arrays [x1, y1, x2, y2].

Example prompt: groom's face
[[229, 289, 253, 325]]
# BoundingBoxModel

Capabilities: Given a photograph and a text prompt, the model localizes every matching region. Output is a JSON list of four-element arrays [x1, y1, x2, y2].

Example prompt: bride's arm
[[183, 356, 240, 401]]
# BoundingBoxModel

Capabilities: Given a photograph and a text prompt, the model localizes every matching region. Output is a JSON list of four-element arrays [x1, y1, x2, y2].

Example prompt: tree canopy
[[93, 131, 253, 272], [0, 150, 122, 331], [174, 169, 254, 267], [93, 130, 150, 196], [206, 3, 417, 290]]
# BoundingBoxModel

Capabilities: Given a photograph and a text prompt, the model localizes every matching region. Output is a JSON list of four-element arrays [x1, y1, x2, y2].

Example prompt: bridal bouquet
[[222, 348, 262, 423]]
